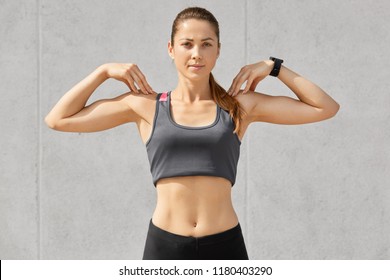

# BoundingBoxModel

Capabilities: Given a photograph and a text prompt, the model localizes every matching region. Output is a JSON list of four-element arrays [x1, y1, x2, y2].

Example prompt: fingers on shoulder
[[117, 90, 156, 103]]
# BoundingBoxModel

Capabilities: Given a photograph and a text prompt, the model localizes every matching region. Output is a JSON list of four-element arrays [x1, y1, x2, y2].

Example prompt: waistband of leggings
[[148, 218, 243, 245]]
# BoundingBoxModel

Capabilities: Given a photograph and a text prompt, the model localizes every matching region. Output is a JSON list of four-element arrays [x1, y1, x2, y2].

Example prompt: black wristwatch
[[269, 57, 284, 77]]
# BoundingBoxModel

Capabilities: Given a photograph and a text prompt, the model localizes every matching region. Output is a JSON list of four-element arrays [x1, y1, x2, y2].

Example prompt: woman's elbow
[[44, 115, 55, 129], [323, 102, 340, 120], [330, 101, 340, 117], [44, 115, 63, 130]]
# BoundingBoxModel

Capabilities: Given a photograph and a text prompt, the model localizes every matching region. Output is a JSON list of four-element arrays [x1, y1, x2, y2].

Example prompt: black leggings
[[142, 219, 249, 260]]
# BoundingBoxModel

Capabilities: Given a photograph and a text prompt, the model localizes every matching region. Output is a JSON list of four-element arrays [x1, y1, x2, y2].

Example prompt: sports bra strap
[[159, 92, 168, 102]]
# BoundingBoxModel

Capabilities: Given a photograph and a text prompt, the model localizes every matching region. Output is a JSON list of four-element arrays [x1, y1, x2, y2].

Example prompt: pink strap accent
[[159, 92, 168, 102]]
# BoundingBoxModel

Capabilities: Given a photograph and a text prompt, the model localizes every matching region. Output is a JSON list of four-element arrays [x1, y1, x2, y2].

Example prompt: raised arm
[[45, 63, 154, 132], [228, 60, 340, 125]]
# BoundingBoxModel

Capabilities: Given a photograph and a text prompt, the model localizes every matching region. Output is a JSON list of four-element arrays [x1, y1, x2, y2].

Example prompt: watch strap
[[269, 57, 284, 77]]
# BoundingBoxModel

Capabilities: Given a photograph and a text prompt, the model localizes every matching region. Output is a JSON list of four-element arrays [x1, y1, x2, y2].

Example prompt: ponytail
[[209, 73, 245, 135]]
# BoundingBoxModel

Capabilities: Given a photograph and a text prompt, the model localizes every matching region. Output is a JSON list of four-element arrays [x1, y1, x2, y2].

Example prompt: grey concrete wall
[[0, 0, 389, 259]]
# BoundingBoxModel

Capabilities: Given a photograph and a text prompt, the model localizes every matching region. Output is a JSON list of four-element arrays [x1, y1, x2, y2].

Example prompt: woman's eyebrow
[[179, 37, 214, 41]]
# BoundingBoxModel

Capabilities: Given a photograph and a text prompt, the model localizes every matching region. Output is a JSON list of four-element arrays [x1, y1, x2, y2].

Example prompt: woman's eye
[[181, 42, 212, 48]]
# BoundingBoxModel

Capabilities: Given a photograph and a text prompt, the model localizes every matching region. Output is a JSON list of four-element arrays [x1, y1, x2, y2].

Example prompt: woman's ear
[[217, 42, 221, 58], [168, 41, 174, 59]]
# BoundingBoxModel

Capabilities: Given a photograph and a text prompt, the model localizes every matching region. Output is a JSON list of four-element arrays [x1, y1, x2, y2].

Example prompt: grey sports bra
[[145, 91, 241, 187]]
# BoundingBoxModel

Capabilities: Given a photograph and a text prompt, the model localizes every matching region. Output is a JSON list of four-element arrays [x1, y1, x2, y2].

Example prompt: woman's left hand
[[228, 60, 274, 97]]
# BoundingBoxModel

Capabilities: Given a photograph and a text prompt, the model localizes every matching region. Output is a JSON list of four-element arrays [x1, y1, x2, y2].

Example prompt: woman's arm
[[45, 63, 154, 132], [229, 60, 340, 124]]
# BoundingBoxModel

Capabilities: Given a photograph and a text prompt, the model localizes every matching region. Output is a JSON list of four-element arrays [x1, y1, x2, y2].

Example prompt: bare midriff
[[152, 175, 239, 237]]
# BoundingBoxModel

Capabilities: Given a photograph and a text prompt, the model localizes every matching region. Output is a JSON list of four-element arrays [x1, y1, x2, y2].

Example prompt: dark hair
[[171, 7, 245, 135]]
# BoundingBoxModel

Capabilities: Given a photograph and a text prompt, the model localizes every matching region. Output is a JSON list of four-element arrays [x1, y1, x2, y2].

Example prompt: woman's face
[[168, 19, 220, 81]]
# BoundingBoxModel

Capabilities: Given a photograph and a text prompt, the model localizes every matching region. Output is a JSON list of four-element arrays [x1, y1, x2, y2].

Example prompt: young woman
[[45, 7, 339, 260]]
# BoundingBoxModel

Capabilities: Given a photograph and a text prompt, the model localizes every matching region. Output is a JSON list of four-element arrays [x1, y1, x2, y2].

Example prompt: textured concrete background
[[0, 0, 389, 259]]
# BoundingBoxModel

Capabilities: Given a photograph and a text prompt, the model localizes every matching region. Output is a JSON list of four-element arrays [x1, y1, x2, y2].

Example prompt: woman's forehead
[[175, 19, 217, 39]]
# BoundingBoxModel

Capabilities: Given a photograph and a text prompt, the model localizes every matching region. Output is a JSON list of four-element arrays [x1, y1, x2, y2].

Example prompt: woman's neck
[[172, 75, 211, 103]]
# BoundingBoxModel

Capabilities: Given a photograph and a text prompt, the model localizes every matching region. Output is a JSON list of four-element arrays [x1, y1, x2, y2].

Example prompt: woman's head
[[169, 7, 221, 81], [169, 7, 245, 135]]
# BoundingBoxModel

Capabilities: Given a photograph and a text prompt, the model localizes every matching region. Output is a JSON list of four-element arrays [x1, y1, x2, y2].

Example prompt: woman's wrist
[[262, 59, 275, 77], [97, 63, 111, 80], [265, 59, 275, 72]]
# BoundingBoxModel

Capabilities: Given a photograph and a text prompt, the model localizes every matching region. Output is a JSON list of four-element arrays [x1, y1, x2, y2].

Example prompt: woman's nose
[[191, 46, 202, 60]]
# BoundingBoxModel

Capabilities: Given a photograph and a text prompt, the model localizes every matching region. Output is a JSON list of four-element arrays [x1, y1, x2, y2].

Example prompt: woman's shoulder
[[121, 90, 159, 107], [116, 91, 160, 124], [232, 90, 269, 112]]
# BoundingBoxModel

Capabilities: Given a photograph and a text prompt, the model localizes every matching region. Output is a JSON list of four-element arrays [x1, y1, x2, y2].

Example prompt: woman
[[45, 7, 339, 260]]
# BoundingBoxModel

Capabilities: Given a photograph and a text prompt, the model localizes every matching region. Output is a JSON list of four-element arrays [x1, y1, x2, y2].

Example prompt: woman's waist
[[152, 176, 238, 236], [151, 208, 239, 237]]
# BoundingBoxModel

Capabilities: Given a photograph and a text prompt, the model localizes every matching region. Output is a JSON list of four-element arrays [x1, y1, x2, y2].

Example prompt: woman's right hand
[[103, 63, 154, 94]]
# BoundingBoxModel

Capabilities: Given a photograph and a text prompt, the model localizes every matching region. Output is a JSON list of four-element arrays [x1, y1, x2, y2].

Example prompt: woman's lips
[[189, 65, 205, 70]]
